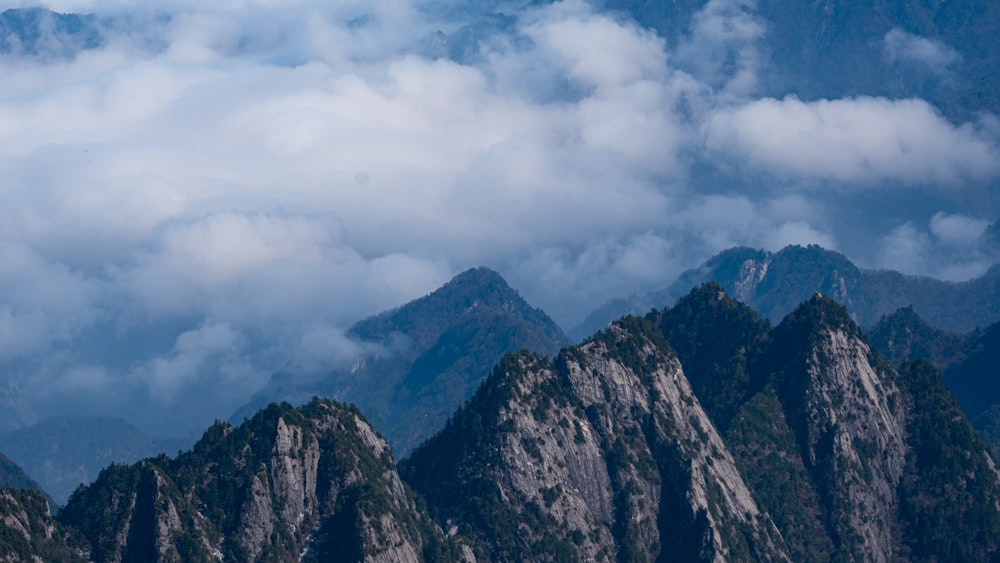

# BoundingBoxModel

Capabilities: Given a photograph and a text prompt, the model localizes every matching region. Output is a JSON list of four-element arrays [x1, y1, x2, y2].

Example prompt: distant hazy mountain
[[233, 267, 570, 455], [0, 8, 102, 58], [867, 306, 969, 369], [14, 0, 999, 119], [634, 0, 996, 115], [573, 244, 1000, 339], [0, 452, 44, 495], [0, 415, 188, 506], [429, 0, 1000, 120]]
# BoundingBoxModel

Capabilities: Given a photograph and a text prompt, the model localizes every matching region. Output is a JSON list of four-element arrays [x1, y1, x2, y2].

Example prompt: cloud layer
[[0, 0, 998, 434]]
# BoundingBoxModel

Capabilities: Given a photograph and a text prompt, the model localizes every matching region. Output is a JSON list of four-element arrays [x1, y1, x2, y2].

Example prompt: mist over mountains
[[4, 286, 1000, 560], [0, 0, 999, 442]]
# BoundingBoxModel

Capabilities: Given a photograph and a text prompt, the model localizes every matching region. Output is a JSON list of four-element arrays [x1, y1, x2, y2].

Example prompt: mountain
[[0, 488, 88, 562], [402, 317, 789, 561], [0, 415, 189, 506], [867, 306, 969, 369], [573, 244, 1000, 339], [864, 307, 1000, 463], [939, 320, 1000, 459], [728, 293, 1000, 561], [0, 452, 43, 494], [3, 288, 999, 560], [648, 282, 772, 432], [235, 267, 570, 455], [0, 8, 102, 59], [56, 399, 468, 562], [605, 0, 1000, 120], [403, 288, 1000, 561]]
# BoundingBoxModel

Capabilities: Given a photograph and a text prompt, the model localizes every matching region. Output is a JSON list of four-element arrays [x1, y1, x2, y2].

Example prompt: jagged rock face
[[59, 400, 459, 563], [403, 318, 789, 562], [733, 255, 771, 304], [0, 488, 86, 562], [565, 322, 787, 562], [766, 296, 908, 562], [4, 287, 1000, 562], [794, 330, 905, 561]]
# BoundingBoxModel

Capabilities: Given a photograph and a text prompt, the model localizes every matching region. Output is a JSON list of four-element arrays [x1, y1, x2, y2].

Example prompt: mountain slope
[[236, 267, 570, 455], [941, 320, 1000, 459], [896, 360, 1000, 561], [2, 288, 999, 561], [649, 282, 772, 432], [402, 317, 790, 562], [762, 295, 908, 562], [58, 399, 466, 562], [401, 288, 1000, 561], [0, 453, 44, 496], [867, 306, 968, 369], [0, 488, 88, 562], [725, 293, 1000, 561]]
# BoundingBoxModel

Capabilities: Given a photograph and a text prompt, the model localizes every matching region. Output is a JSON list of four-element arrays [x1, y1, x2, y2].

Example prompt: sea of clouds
[[0, 0, 997, 434]]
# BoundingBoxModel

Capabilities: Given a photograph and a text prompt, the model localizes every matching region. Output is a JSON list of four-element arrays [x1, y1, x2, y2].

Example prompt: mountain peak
[[404, 313, 788, 561], [59, 398, 462, 562], [448, 265, 508, 287], [348, 265, 548, 345], [779, 291, 861, 339], [237, 266, 569, 455], [652, 282, 771, 432]]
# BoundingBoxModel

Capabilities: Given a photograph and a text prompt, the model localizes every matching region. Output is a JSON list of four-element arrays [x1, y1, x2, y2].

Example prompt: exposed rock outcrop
[[59, 399, 465, 562], [403, 317, 790, 562], [0, 488, 87, 562]]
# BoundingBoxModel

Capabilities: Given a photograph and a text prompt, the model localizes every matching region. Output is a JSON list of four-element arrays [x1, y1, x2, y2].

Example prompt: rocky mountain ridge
[[57, 399, 468, 562], [573, 244, 1000, 339], [403, 317, 788, 561], [2, 285, 999, 561]]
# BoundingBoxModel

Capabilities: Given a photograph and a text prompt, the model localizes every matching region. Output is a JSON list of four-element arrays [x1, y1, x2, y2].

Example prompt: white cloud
[[674, 0, 765, 97], [761, 221, 836, 252], [878, 222, 929, 275], [883, 28, 961, 75], [0, 0, 996, 435], [875, 215, 994, 281], [929, 212, 989, 247], [704, 96, 1000, 185]]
